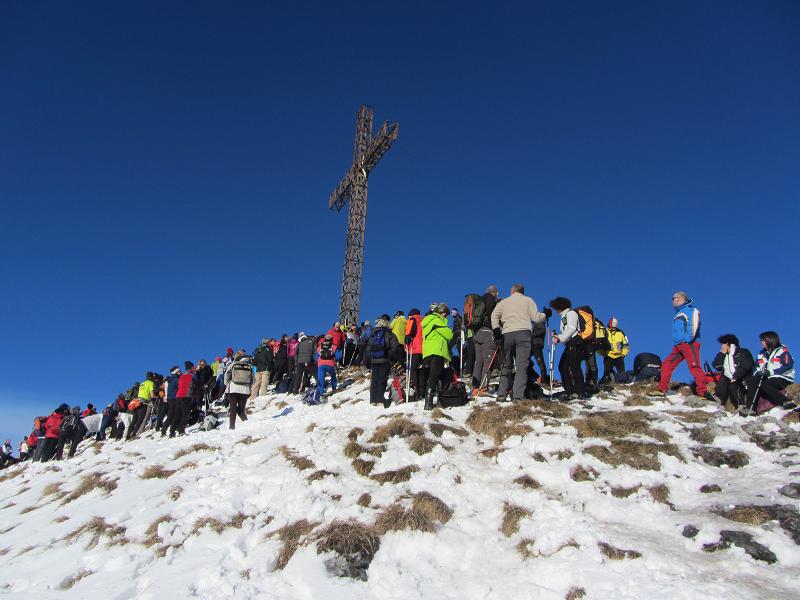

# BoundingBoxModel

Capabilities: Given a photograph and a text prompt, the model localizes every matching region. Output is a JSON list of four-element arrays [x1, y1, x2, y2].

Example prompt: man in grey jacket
[[491, 283, 549, 401], [292, 333, 316, 394]]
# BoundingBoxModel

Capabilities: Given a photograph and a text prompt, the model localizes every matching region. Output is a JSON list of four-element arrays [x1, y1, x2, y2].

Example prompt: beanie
[[607, 317, 618, 329]]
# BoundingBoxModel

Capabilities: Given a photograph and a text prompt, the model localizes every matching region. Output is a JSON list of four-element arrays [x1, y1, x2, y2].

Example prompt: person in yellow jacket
[[601, 317, 630, 384], [421, 303, 453, 410], [389, 311, 407, 364]]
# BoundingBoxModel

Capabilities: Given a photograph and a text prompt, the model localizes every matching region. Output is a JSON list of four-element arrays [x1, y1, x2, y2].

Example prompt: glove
[[543, 307, 553, 319], [405, 335, 413, 346], [493, 328, 503, 342]]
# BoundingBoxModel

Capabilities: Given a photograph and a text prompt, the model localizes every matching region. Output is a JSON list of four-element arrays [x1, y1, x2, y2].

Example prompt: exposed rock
[[750, 432, 800, 452], [700, 484, 722, 493], [712, 531, 777, 564], [779, 483, 800, 499], [682, 525, 699, 539], [692, 446, 750, 469]]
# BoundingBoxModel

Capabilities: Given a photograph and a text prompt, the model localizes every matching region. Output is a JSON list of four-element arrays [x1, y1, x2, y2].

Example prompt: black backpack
[[438, 381, 469, 408], [61, 415, 80, 436], [369, 328, 388, 360], [319, 340, 335, 361], [463, 294, 486, 331]]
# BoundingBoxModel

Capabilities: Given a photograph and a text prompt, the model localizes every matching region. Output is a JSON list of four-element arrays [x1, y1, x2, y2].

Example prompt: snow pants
[[744, 375, 789, 408], [317, 365, 337, 395], [370, 362, 391, 405], [499, 330, 531, 400], [408, 353, 423, 399], [424, 355, 449, 397], [658, 342, 706, 395]]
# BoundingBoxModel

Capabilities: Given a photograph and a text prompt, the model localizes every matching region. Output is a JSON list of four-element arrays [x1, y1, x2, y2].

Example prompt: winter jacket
[[712, 345, 754, 381], [81, 408, 96, 417], [196, 365, 214, 390], [491, 292, 546, 335], [166, 373, 180, 400], [137, 379, 155, 403], [275, 342, 288, 366], [296, 337, 316, 363], [225, 356, 254, 394], [1, 443, 12, 457], [328, 327, 346, 349], [211, 360, 221, 376], [253, 344, 275, 373], [405, 315, 423, 355], [366, 326, 400, 365], [422, 314, 453, 360], [390, 316, 407, 345], [44, 412, 64, 439], [288, 339, 299, 358], [531, 321, 547, 349], [177, 369, 196, 398], [556, 309, 580, 344], [317, 338, 338, 368], [606, 328, 630, 359], [633, 353, 662, 375], [672, 300, 701, 345], [27, 431, 38, 448], [359, 326, 373, 344], [757, 346, 795, 382], [482, 293, 499, 328]]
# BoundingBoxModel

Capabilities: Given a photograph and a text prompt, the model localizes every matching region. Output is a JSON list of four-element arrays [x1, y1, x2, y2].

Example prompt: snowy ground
[[1, 376, 799, 599]]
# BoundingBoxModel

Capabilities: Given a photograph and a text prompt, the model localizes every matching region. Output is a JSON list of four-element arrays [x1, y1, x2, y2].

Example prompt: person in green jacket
[[421, 303, 454, 410]]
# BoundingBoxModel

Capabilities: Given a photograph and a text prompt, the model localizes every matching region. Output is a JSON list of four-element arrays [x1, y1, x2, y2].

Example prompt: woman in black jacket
[[711, 334, 754, 408]]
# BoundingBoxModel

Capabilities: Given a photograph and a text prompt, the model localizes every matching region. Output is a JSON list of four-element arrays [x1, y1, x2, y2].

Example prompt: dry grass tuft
[[407, 435, 438, 455], [52, 515, 70, 523], [610, 485, 641, 498], [351, 458, 376, 477], [466, 402, 538, 444], [279, 445, 316, 471], [571, 465, 599, 482], [571, 410, 669, 442], [369, 417, 425, 443], [0, 465, 27, 483], [174, 443, 218, 460], [516, 537, 537, 559], [271, 519, 319, 570], [565, 587, 587, 600], [141, 465, 176, 479], [57, 569, 93, 590], [61, 474, 117, 504], [343, 440, 385, 459], [431, 407, 454, 421], [167, 486, 183, 501], [514, 475, 541, 490], [584, 440, 683, 471], [347, 427, 364, 441], [501, 502, 532, 537], [357, 493, 372, 508], [374, 492, 452, 534], [625, 393, 652, 407], [648, 484, 671, 505], [553, 449, 574, 460], [598, 541, 641, 560], [481, 447, 505, 459], [192, 516, 228, 535], [236, 435, 261, 445], [305, 422, 317, 433], [413, 491, 453, 524], [666, 409, 714, 423], [717, 505, 773, 525], [429, 423, 469, 438], [532, 452, 547, 462], [315, 519, 381, 579], [40, 482, 62, 498], [143, 515, 173, 547], [307, 470, 338, 481], [689, 426, 715, 444], [63, 517, 127, 549], [530, 398, 574, 419], [0, 524, 18, 534], [19, 505, 38, 515], [370, 465, 420, 484]]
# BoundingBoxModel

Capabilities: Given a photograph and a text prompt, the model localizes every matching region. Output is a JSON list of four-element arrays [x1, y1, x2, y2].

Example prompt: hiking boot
[[424, 393, 434, 411], [496, 395, 509, 403]]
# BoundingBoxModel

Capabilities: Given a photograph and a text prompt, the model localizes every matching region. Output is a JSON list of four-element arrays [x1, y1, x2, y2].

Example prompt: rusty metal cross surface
[[327, 105, 399, 327]]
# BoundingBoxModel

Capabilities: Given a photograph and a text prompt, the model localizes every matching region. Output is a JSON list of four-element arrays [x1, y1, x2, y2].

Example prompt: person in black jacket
[[292, 334, 316, 394], [531, 320, 549, 383], [633, 353, 662, 382], [251, 338, 274, 399], [711, 334, 753, 408], [367, 317, 401, 407], [271, 336, 289, 385], [55, 406, 88, 460]]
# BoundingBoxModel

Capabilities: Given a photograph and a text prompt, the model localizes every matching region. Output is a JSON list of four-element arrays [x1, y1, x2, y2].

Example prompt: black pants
[[531, 345, 547, 379], [716, 375, 746, 407], [55, 424, 87, 459], [583, 350, 598, 386], [559, 341, 586, 396], [409, 354, 423, 399], [424, 355, 449, 396], [162, 401, 177, 435], [170, 397, 190, 436], [126, 405, 148, 440], [292, 361, 315, 394], [228, 393, 248, 429], [745, 375, 790, 408], [601, 356, 626, 383], [343, 341, 358, 366], [156, 400, 169, 431], [370, 362, 391, 405], [272, 360, 289, 384], [38, 437, 58, 462]]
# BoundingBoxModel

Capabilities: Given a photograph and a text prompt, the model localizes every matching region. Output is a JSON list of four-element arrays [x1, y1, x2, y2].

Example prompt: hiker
[[744, 331, 796, 412], [272, 336, 290, 385], [343, 325, 359, 366], [168, 361, 196, 437], [652, 292, 711, 400], [531, 320, 549, 383], [367, 317, 401, 406], [251, 338, 273, 399], [711, 334, 754, 409], [422, 303, 454, 410], [288, 334, 299, 377], [404, 308, 424, 400], [158, 367, 180, 433], [573, 306, 603, 392], [491, 284, 548, 402], [38, 404, 70, 461], [127, 372, 155, 440], [81, 404, 97, 417], [549, 297, 587, 399], [358, 321, 372, 368], [196, 359, 215, 411], [472, 285, 501, 392], [224, 350, 253, 429], [18, 439, 29, 462], [54, 406, 88, 460], [0, 440, 17, 468], [28, 417, 45, 461], [292, 333, 316, 394], [601, 317, 630, 384], [317, 334, 338, 395], [390, 311, 407, 364]]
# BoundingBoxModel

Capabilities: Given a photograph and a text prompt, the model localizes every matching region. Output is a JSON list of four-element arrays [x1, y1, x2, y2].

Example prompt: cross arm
[[363, 122, 399, 175], [327, 168, 356, 211]]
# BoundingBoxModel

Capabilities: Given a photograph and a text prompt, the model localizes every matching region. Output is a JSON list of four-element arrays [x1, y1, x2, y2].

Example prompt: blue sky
[[1, 1, 798, 445]]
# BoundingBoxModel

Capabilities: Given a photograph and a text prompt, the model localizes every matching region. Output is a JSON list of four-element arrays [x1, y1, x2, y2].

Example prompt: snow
[[1, 380, 799, 599]]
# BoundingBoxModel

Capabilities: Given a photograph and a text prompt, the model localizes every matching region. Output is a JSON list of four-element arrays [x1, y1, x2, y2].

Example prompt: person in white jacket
[[224, 351, 254, 429], [549, 296, 588, 399]]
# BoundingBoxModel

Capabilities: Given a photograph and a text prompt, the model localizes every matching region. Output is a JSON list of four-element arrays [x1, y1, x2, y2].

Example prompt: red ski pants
[[658, 341, 706, 395]]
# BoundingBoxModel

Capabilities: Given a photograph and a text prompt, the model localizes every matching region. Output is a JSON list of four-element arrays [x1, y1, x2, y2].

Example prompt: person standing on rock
[[491, 284, 548, 402]]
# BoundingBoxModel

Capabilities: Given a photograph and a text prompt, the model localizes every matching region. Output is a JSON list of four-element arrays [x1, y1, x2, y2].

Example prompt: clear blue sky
[[1, 1, 798, 445]]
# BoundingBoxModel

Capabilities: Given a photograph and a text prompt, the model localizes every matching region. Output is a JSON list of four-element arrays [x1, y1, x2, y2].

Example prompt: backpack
[[276, 376, 292, 394], [230, 362, 254, 386], [593, 320, 611, 353], [438, 380, 469, 408], [463, 294, 486, 331], [201, 412, 219, 431], [302, 387, 323, 405], [369, 328, 388, 360], [319, 340, 335, 361], [576, 306, 596, 342], [60, 415, 79, 435]]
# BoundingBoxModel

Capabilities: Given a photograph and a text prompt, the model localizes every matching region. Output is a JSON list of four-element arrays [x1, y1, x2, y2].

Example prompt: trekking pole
[[746, 373, 765, 417], [548, 330, 556, 398], [405, 345, 411, 403], [478, 347, 499, 394], [459, 328, 465, 381]]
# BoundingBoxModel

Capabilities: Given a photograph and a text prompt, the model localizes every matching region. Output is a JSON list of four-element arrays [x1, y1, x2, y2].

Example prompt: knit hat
[[226, 347, 234, 355], [56, 403, 69, 413], [607, 317, 618, 328], [215, 356, 221, 362]]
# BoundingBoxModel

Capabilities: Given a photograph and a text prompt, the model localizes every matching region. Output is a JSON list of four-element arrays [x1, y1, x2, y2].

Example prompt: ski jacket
[[177, 369, 196, 398], [367, 326, 400, 365], [137, 379, 155, 403], [317, 338, 338, 367], [491, 292, 546, 335], [633, 353, 662, 375], [288, 339, 299, 358], [196, 365, 214, 389], [327, 327, 346, 349], [712, 345, 754, 381], [253, 344, 274, 373], [224, 356, 254, 394], [405, 315, 423, 355], [531, 321, 547, 349], [296, 337, 316, 363], [1, 443, 12, 457], [672, 301, 701, 345], [757, 346, 795, 382], [606, 328, 630, 359], [274, 342, 288, 366], [166, 373, 180, 399], [390, 316, 407, 345], [44, 412, 64, 439], [27, 431, 38, 448], [422, 314, 453, 360], [556, 309, 580, 344], [211, 361, 221, 376], [81, 408, 96, 417]]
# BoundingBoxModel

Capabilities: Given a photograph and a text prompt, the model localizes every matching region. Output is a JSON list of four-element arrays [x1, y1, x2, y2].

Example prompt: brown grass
[[279, 446, 316, 471], [347, 427, 364, 441], [374, 492, 452, 534], [648, 484, 671, 505], [584, 440, 683, 471], [370, 465, 420, 484], [307, 470, 338, 481], [565, 587, 586, 600], [343, 441, 385, 459], [666, 409, 714, 423], [19, 505, 38, 515], [689, 426, 715, 444], [532, 452, 547, 462], [429, 423, 469, 438], [717, 505, 773, 525], [598, 541, 641, 560], [167, 486, 183, 501], [610, 485, 641, 498], [431, 407, 454, 421], [143, 515, 173, 547], [466, 402, 538, 444], [0, 524, 18, 534], [357, 493, 372, 508], [305, 423, 317, 433], [501, 502, 532, 537], [625, 393, 652, 407], [236, 435, 261, 445], [192, 516, 229, 535], [481, 447, 505, 459], [571, 465, 599, 481], [52, 515, 70, 523], [351, 458, 376, 476], [514, 475, 541, 490], [530, 398, 574, 419], [407, 435, 438, 455], [516, 537, 537, 559], [40, 482, 62, 498], [271, 519, 319, 570], [61, 474, 117, 504], [369, 417, 425, 443], [0, 501, 15, 510], [553, 449, 574, 460], [571, 410, 670, 443], [57, 569, 93, 590], [63, 517, 127, 549], [174, 443, 218, 460], [141, 465, 176, 479], [0, 465, 27, 483]]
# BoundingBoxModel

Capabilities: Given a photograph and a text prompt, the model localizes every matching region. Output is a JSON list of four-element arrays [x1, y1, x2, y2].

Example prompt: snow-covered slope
[[1, 378, 799, 599]]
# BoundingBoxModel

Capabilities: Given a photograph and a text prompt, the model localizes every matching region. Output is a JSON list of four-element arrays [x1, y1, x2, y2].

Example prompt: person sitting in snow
[[744, 331, 795, 413], [711, 334, 753, 409]]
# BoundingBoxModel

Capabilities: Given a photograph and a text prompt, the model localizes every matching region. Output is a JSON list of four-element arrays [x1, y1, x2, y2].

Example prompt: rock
[[700, 484, 722, 493], [682, 525, 699, 539], [692, 446, 750, 468], [719, 531, 778, 564], [750, 432, 800, 452], [685, 396, 709, 408]]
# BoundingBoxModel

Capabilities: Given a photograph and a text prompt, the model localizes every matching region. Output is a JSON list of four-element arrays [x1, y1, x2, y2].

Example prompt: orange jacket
[[405, 314, 423, 355]]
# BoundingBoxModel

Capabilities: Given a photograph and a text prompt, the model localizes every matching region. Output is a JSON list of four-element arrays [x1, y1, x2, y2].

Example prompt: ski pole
[[405, 345, 411, 403], [548, 331, 556, 398], [746, 373, 765, 417], [459, 328, 465, 381], [478, 346, 499, 394]]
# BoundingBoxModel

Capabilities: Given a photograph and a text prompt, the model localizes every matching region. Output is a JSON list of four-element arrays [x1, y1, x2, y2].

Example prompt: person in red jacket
[[327, 324, 346, 363], [404, 308, 424, 401], [37, 404, 70, 462], [166, 361, 196, 438], [81, 404, 97, 417]]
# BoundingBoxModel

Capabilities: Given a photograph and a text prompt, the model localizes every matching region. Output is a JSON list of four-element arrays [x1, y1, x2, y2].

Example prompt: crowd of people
[[1, 286, 795, 468]]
